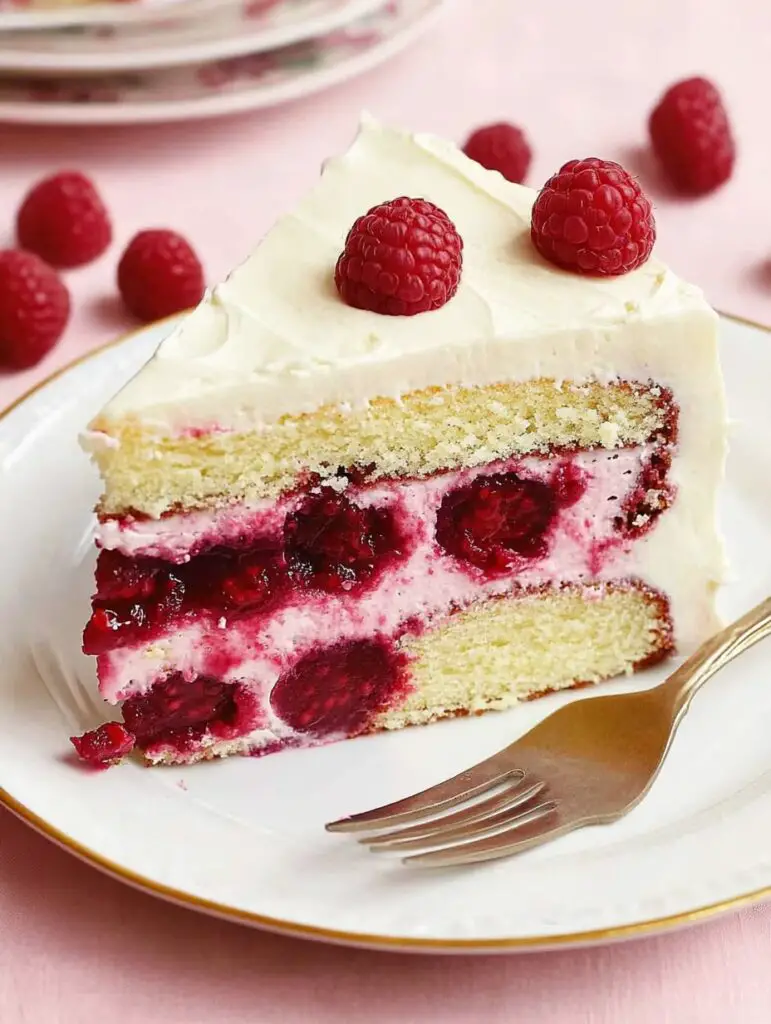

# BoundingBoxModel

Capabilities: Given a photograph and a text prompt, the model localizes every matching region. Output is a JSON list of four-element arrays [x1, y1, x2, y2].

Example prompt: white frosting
[[93, 114, 717, 435]]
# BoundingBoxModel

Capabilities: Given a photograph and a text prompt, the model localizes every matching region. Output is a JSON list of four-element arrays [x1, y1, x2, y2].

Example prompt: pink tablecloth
[[2, 1, 771, 1020]]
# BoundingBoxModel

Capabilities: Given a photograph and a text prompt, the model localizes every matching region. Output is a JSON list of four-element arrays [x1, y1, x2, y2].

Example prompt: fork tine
[[326, 756, 520, 833], [403, 806, 568, 868], [364, 779, 546, 848], [372, 799, 558, 856]]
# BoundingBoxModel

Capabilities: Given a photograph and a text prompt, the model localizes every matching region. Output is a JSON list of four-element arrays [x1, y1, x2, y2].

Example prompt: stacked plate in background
[[0, 0, 443, 124]]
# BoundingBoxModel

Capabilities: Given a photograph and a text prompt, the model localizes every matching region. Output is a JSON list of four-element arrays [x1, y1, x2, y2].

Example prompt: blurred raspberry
[[17, 171, 112, 268], [648, 76, 735, 194], [0, 250, 70, 370], [463, 122, 532, 183], [118, 229, 204, 323]]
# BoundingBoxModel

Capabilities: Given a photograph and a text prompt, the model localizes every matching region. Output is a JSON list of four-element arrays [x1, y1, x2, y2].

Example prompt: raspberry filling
[[435, 471, 557, 571], [70, 722, 135, 768], [86, 448, 672, 666], [284, 487, 400, 593], [122, 673, 257, 750], [84, 543, 283, 655], [270, 639, 407, 737], [616, 449, 673, 536]]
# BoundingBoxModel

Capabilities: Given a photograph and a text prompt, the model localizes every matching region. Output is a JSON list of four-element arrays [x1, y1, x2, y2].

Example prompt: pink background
[[2, 1, 771, 1020]]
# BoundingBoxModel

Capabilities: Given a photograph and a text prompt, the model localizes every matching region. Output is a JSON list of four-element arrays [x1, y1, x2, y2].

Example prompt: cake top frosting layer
[[95, 114, 713, 434]]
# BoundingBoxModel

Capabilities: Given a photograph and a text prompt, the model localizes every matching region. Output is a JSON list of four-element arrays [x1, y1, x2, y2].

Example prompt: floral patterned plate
[[0, 0, 212, 32], [0, 0, 441, 124], [0, 0, 385, 73]]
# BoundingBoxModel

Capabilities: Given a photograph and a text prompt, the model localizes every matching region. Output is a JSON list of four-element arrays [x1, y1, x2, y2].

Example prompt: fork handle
[[660, 596, 771, 715]]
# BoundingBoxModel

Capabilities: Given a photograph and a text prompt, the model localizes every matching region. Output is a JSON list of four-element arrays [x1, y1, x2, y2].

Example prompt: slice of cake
[[75, 116, 726, 767]]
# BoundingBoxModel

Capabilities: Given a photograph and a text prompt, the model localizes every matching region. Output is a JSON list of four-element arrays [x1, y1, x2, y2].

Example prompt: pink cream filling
[[96, 447, 658, 733]]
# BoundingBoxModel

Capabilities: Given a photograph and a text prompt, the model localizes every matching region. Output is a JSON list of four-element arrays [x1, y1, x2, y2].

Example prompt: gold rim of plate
[[0, 308, 769, 952]]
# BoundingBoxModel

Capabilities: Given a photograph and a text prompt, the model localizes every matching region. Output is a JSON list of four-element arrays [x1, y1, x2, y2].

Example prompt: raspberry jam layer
[[87, 445, 672, 761]]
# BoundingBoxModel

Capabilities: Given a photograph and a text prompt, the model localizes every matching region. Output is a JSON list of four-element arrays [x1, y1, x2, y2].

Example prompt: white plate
[[0, 0, 214, 32], [1, 312, 770, 954], [0, 0, 440, 124], [0, 0, 385, 74]]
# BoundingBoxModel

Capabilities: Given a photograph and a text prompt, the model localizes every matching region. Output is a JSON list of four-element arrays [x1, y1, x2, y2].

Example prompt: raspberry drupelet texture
[[436, 472, 557, 572], [530, 158, 655, 276], [16, 171, 112, 269], [284, 487, 399, 593], [648, 76, 735, 195], [118, 229, 205, 323], [462, 122, 532, 184], [270, 639, 405, 737], [0, 250, 71, 370], [335, 197, 463, 316]]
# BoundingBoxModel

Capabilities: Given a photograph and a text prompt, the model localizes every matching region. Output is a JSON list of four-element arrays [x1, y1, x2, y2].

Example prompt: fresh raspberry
[[530, 159, 655, 276], [16, 171, 112, 269], [462, 122, 532, 184], [648, 77, 735, 195], [335, 197, 462, 316], [436, 472, 556, 572], [270, 640, 404, 737], [117, 229, 204, 323], [0, 250, 70, 370], [71, 722, 135, 768], [284, 487, 398, 593]]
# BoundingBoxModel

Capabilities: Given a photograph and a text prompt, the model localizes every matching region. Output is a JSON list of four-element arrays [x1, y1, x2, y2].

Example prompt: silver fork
[[326, 596, 771, 868]]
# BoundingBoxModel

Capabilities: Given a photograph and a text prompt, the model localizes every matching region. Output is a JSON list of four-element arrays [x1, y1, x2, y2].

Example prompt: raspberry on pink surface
[[335, 196, 463, 316], [117, 229, 205, 323], [0, 250, 71, 370], [462, 122, 532, 184], [648, 76, 735, 195], [530, 158, 655, 276], [16, 171, 112, 269]]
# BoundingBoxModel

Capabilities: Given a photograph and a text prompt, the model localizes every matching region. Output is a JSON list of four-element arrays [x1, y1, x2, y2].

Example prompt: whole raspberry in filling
[[436, 472, 557, 572], [122, 674, 244, 747], [270, 639, 405, 737], [284, 487, 398, 593], [531, 158, 655, 276], [335, 196, 463, 316]]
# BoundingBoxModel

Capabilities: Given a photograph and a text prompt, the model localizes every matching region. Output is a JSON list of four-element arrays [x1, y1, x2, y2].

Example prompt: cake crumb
[[599, 421, 620, 447]]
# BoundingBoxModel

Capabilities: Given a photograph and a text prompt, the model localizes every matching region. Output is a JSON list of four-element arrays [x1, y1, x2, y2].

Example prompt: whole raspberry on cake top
[[77, 115, 726, 767]]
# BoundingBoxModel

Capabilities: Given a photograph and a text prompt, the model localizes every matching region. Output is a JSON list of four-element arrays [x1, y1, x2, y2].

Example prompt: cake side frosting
[[86, 114, 718, 437]]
